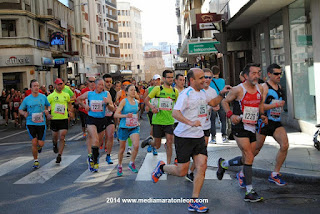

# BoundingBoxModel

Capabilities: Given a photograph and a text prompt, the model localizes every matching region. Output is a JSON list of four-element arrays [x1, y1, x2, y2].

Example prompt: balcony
[[107, 27, 118, 33], [106, 14, 117, 21], [109, 53, 120, 58], [105, 0, 116, 8], [108, 40, 119, 46]]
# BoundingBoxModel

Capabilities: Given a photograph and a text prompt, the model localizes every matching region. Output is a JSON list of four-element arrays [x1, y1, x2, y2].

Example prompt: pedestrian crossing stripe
[[14, 155, 80, 184], [0, 157, 33, 177], [0, 154, 231, 184], [74, 155, 118, 183]]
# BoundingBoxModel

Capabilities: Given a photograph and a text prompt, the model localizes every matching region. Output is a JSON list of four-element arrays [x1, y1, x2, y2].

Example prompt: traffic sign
[[188, 41, 220, 55]]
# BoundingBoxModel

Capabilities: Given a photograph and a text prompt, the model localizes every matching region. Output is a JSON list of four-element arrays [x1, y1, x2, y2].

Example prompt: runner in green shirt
[[142, 70, 179, 164]]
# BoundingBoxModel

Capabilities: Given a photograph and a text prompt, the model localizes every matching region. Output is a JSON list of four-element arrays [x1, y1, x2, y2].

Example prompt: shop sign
[[0, 55, 34, 67], [50, 32, 65, 45], [35, 66, 51, 71], [188, 41, 219, 54], [196, 13, 222, 31], [54, 58, 65, 65], [297, 35, 312, 46], [42, 57, 54, 65]]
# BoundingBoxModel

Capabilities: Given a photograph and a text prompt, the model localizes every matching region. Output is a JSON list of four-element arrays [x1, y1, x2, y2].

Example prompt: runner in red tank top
[[218, 63, 268, 202]]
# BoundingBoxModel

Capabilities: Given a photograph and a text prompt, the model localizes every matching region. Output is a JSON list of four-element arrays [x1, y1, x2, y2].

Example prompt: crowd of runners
[[0, 62, 290, 213]]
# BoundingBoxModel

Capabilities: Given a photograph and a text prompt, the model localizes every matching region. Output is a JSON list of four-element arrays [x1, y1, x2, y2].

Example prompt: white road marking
[[205, 168, 231, 180], [0, 130, 27, 141], [67, 132, 83, 141], [0, 157, 33, 177], [136, 152, 167, 181], [14, 155, 80, 184], [74, 155, 118, 183]]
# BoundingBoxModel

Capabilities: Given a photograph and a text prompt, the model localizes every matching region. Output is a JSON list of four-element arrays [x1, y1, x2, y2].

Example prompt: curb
[[227, 166, 320, 184]]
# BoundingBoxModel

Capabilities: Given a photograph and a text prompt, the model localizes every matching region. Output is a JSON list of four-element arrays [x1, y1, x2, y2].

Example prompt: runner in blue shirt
[[19, 79, 51, 169]]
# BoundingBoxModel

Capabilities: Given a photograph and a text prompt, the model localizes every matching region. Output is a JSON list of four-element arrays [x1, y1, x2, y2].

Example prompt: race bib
[[105, 107, 113, 117], [2, 104, 8, 110], [126, 114, 138, 127], [270, 100, 282, 117], [159, 98, 173, 111], [54, 104, 66, 115], [198, 101, 207, 118], [90, 100, 103, 112], [32, 113, 44, 123], [242, 106, 259, 124], [14, 102, 20, 108]]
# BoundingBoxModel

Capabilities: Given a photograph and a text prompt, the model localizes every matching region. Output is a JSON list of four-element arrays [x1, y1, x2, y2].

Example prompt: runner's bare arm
[[104, 92, 115, 112], [76, 91, 89, 109], [115, 91, 121, 105], [172, 109, 201, 127], [208, 85, 232, 107], [221, 86, 239, 113], [114, 99, 129, 118]]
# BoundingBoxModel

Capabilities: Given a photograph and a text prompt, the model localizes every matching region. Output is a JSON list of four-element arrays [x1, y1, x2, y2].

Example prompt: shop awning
[[227, 0, 296, 30]]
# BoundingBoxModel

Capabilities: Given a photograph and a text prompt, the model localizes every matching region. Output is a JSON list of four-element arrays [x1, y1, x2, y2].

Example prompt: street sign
[[188, 41, 220, 55]]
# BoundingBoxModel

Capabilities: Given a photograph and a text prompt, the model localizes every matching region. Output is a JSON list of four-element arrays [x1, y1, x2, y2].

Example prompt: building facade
[[144, 49, 165, 81], [117, 1, 145, 81]]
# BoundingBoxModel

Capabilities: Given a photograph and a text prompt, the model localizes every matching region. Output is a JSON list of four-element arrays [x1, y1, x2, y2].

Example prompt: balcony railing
[[106, 14, 117, 21], [107, 27, 118, 33], [108, 40, 119, 45], [105, 0, 116, 8], [109, 53, 120, 58]]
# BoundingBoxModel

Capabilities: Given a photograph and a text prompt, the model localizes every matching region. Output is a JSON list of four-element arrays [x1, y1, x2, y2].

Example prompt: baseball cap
[[54, 78, 63, 84], [71, 83, 75, 87], [153, 74, 161, 80]]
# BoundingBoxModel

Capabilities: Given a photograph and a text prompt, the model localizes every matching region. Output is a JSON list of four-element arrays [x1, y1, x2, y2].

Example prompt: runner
[[138, 82, 145, 119], [77, 78, 114, 172], [12, 90, 22, 128], [19, 79, 51, 168], [254, 63, 288, 186], [151, 68, 230, 212], [79, 77, 96, 137], [102, 74, 117, 164], [185, 68, 219, 182], [0, 90, 9, 126], [114, 84, 140, 176], [141, 74, 161, 154], [47, 78, 71, 164], [142, 70, 179, 164], [174, 73, 185, 92], [218, 63, 267, 202]]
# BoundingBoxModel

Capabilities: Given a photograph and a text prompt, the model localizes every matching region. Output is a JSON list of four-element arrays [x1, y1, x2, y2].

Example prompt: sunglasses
[[204, 76, 212, 79], [88, 80, 95, 83], [272, 72, 282, 76], [105, 80, 112, 83]]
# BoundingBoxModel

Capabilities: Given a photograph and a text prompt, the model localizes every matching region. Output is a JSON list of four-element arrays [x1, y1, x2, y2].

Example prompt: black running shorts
[[153, 124, 174, 138], [174, 135, 207, 163], [232, 127, 256, 143], [86, 116, 106, 133], [50, 119, 69, 132], [27, 125, 46, 141]]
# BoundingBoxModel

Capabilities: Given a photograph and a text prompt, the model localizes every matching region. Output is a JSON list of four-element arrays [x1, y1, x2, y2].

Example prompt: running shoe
[[33, 161, 40, 169], [244, 189, 263, 202], [188, 201, 208, 213], [185, 172, 194, 183], [56, 154, 61, 163], [209, 137, 216, 144], [92, 163, 99, 172], [152, 147, 158, 156], [151, 161, 165, 183], [117, 166, 123, 177], [127, 148, 132, 156], [128, 162, 138, 173], [141, 136, 152, 148], [174, 158, 178, 166], [53, 142, 58, 154], [236, 172, 246, 188], [147, 145, 152, 153], [268, 173, 287, 186], [37, 145, 42, 153], [222, 135, 229, 143], [106, 155, 113, 164], [216, 158, 227, 180], [87, 154, 94, 172]]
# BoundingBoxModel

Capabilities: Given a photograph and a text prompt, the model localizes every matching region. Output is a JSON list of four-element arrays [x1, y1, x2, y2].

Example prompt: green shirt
[[148, 85, 179, 125], [63, 85, 74, 98], [47, 90, 70, 120]]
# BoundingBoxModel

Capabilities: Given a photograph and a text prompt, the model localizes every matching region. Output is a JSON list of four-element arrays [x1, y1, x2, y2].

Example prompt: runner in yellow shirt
[[47, 78, 71, 164]]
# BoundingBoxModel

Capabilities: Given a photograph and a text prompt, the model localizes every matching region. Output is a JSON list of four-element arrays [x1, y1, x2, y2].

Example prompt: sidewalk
[[207, 126, 320, 183]]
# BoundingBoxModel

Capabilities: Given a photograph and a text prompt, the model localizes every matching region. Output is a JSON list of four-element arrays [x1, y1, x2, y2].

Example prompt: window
[[120, 43, 123, 49], [119, 32, 122, 38], [118, 21, 121, 26], [122, 21, 125, 27], [1, 20, 16, 37], [97, 4, 101, 14], [127, 32, 130, 38], [118, 10, 120, 15], [99, 32, 103, 41], [123, 32, 126, 38], [124, 43, 127, 49]]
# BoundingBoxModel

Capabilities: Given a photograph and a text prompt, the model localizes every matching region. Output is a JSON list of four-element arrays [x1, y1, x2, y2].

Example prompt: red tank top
[[13, 96, 21, 110]]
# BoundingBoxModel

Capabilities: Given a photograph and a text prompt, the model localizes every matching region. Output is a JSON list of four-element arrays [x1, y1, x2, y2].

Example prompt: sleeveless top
[[265, 82, 283, 122], [88, 90, 108, 118], [119, 98, 139, 128], [232, 83, 261, 133]]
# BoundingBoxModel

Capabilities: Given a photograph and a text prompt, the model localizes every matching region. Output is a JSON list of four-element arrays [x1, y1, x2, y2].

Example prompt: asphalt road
[[0, 114, 319, 214]]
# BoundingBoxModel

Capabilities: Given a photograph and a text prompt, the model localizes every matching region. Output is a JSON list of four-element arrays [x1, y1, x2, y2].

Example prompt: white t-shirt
[[173, 86, 211, 138], [203, 87, 218, 130]]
